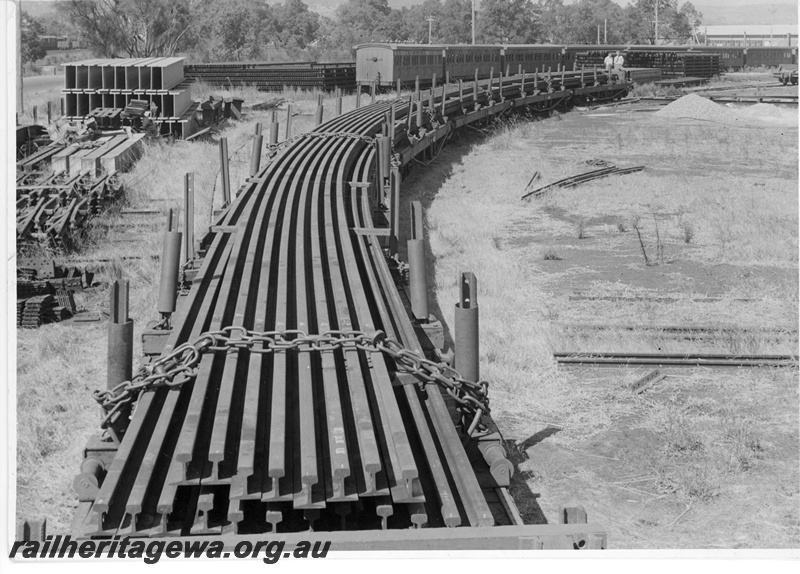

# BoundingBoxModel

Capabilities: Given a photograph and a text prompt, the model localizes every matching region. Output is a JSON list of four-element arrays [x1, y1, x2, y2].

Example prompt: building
[[702, 25, 797, 47]]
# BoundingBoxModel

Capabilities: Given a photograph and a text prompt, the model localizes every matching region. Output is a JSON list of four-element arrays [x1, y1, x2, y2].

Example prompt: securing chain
[[95, 328, 490, 436]]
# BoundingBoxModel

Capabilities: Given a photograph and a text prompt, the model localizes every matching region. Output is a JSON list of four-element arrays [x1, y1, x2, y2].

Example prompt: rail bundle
[[58, 69, 632, 550], [185, 62, 356, 92]]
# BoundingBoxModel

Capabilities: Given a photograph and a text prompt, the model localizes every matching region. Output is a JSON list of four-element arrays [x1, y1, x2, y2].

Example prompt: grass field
[[400, 101, 799, 548]]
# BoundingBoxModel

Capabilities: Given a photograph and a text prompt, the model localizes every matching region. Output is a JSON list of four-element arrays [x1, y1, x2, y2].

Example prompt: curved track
[[76, 71, 627, 539]]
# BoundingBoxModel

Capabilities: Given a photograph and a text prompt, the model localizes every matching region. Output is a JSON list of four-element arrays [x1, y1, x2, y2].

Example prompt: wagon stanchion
[[455, 272, 479, 384], [415, 75, 420, 93], [183, 173, 195, 265], [250, 131, 263, 176], [219, 137, 231, 206], [47, 101, 52, 124], [158, 209, 183, 323], [254, 122, 262, 136], [371, 81, 376, 104], [269, 119, 279, 145], [408, 201, 428, 321], [285, 104, 293, 140], [60, 98, 64, 117], [356, 86, 361, 109], [314, 104, 324, 127], [336, 93, 343, 116], [106, 279, 133, 439], [33, 106, 38, 125], [390, 166, 401, 255]]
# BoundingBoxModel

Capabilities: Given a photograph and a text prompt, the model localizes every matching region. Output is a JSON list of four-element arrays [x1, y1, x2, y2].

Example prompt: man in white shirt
[[604, 52, 614, 76], [613, 51, 625, 81]]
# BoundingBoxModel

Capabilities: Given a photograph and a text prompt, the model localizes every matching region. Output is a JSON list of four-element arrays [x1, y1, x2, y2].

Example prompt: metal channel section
[[73, 71, 622, 548]]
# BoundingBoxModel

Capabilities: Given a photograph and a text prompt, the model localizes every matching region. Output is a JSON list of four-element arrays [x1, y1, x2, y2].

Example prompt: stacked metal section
[[63, 58, 198, 136], [185, 62, 355, 92]]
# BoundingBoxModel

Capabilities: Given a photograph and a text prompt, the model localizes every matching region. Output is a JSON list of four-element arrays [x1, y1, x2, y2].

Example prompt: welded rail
[[73, 70, 626, 541]]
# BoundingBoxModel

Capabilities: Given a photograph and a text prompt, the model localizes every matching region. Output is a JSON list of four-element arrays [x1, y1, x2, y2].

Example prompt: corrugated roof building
[[702, 25, 798, 47]]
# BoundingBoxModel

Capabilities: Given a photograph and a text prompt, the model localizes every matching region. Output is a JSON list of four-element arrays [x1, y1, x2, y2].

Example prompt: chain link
[[95, 328, 489, 437]]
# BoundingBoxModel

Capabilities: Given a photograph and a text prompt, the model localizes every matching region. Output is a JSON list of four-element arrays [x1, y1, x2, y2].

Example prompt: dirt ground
[[404, 92, 799, 548]]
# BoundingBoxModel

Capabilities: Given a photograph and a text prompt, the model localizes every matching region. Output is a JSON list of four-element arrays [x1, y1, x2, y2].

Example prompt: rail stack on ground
[[185, 62, 356, 92], [63, 58, 202, 139], [65, 71, 631, 550]]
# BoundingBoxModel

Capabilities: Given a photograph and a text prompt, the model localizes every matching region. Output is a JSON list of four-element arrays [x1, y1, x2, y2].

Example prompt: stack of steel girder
[[63, 58, 200, 138]]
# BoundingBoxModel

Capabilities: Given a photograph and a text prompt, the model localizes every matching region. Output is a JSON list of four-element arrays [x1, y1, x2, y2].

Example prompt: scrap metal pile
[[70, 69, 626, 548], [17, 259, 95, 328]]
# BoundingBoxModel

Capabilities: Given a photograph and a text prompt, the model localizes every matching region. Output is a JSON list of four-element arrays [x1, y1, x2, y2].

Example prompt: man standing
[[604, 52, 614, 76], [613, 50, 625, 81]]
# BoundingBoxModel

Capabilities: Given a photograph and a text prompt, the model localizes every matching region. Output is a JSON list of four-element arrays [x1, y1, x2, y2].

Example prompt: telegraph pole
[[472, 0, 476, 44], [654, 0, 659, 45], [17, 0, 24, 115], [426, 16, 436, 44]]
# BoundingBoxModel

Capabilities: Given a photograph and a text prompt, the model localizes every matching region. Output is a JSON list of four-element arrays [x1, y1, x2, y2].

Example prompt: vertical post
[[60, 98, 64, 117], [33, 106, 38, 125], [406, 95, 413, 131], [604, 19, 608, 43], [498, 72, 503, 101], [250, 131, 263, 176], [432, 73, 437, 92], [314, 104, 323, 126], [376, 136, 390, 194], [269, 120, 279, 145], [454, 272, 479, 383], [47, 101, 52, 124], [371, 81, 376, 104], [408, 201, 428, 321], [458, 79, 463, 104], [219, 138, 231, 207], [561, 67, 566, 89], [107, 279, 133, 439], [473, 68, 478, 106], [518, 64, 522, 75], [356, 86, 362, 109], [389, 101, 396, 144], [285, 104, 293, 139], [506, 64, 510, 76], [396, 77, 401, 95], [521, 69, 526, 95], [158, 209, 183, 320], [446, 70, 450, 85], [416, 98, 423, 130], [390, 166, 401, 255], [415, 75, 420, 93], [429, 83, 435, 112], [107, 280, 133, 389], [336, 94, 343, 116], [440, 84, 446, 115], [534, 68, 539, 92], [183, 173, 194, 264], [255, 122, 263, 136]]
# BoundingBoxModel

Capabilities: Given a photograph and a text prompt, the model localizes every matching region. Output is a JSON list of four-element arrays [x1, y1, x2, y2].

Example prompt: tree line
[[23, 0, 703, 64]]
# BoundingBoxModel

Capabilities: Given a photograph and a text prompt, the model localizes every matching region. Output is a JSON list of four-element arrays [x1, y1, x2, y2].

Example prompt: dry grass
[[406, 100, 798, 547]]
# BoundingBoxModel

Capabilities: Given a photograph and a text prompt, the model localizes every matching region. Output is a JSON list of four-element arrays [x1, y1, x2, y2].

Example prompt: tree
[[621, 0, 696, 45], [21, 12, 47, 64], [274, 0, 320, 49], [479, 0, 541, 44], [332, 0, 392, 46], [59, 0, 212, 57]]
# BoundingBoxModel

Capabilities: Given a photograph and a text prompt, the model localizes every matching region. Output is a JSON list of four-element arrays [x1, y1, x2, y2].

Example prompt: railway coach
[[356, 43, 502, 88]]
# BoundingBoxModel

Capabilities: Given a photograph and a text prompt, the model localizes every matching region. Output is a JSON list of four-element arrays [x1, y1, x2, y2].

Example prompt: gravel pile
[[655, 93, 742, 123]]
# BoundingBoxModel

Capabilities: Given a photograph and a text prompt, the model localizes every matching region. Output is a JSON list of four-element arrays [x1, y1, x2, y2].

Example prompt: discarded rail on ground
[[555, 352, 798, 368], [49, 69, 632, 550]]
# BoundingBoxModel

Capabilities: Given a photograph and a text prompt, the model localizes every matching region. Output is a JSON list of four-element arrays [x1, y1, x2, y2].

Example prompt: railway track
[[69, 70, 625, 548]]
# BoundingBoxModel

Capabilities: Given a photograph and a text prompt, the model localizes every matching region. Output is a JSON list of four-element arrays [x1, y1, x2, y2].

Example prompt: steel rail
[[77, 73, 629, 538], [555, 352, 798, 368]]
